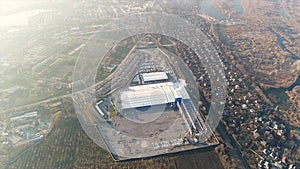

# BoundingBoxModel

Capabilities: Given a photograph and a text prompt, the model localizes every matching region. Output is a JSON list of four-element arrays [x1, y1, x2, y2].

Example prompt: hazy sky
[[0, 0, 53, 27]]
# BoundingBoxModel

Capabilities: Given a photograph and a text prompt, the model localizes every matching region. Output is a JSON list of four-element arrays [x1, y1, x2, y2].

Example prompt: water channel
[[232, 0, 244, 15], [279, 7, 290, 20], [268, 28, 299, 60], [264, 75, 300, 103], [199, 0, 226, 19], [199, 0, 244, 20]]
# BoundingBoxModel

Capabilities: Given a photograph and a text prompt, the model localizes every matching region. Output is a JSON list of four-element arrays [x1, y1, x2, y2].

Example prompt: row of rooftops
[[10, 112, 38, 121]]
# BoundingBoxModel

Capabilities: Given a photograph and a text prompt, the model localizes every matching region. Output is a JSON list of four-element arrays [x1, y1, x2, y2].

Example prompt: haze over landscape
[[0, 0, 299, 169]]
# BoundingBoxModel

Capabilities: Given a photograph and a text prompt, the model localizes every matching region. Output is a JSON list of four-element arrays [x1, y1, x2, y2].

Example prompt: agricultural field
[[4, 100, 223, 169]]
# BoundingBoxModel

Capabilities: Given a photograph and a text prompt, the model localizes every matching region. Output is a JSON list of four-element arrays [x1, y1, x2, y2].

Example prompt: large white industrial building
[[120, 81, 190, 110]]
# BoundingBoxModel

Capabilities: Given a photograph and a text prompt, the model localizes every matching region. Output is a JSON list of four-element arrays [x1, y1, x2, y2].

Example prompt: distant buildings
[[10, 112, 37, 121]]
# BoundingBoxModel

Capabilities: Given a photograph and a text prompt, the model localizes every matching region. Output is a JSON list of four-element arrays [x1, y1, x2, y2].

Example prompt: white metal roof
[[120, 82, 190, 109], [142, 72, 168, 82]]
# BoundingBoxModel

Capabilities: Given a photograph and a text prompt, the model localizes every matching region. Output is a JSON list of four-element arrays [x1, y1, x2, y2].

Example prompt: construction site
[[93, 38, 219, 161]]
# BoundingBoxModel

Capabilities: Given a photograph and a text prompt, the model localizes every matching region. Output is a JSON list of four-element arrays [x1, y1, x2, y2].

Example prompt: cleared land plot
[[98, 103, 218, 161], [114, 107, 185, 138]]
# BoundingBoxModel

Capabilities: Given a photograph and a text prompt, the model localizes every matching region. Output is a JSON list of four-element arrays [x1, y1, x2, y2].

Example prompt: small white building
[[141, 72, 168, 83]]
